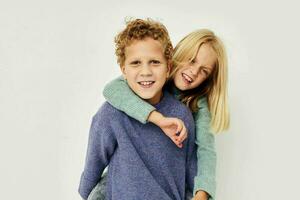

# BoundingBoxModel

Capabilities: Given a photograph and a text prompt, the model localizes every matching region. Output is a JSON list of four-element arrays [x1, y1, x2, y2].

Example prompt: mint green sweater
[[103, 76, 217, 200]]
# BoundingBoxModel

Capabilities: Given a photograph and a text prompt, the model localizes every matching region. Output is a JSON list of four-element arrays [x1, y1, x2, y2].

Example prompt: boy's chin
[[137, 93, 157, 100], [135, 90, 162, 102]]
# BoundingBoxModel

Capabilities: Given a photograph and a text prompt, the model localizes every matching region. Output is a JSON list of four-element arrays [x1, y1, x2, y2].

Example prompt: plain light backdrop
[[1, 0, 299, 199]]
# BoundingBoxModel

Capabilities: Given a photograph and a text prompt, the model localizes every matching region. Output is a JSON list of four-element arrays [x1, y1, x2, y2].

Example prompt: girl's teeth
[[183, 74, 192, 82]]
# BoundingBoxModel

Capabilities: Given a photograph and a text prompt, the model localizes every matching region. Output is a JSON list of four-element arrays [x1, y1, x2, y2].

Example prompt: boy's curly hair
[[115, 18, 173, 66]]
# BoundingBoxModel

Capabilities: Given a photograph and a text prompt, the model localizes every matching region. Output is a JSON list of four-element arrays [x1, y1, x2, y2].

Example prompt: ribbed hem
[[126, 100, 156, 124]]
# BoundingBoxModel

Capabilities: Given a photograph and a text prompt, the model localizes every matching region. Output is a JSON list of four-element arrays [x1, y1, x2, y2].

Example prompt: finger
[[182, 126, 188, 142], [177, 143, 183, 148], [175, 120, 183, 134], [177, 125, 187, 143], [171, 137, 182, 148]]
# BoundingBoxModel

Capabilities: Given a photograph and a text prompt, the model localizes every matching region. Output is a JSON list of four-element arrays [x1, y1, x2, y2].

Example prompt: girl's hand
[[148, 111, 187, 148], [193, 190, 209, 200]]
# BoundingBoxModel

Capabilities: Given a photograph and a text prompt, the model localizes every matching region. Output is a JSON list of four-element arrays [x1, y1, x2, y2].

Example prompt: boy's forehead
[[127, 37, 163, 47], [125, 38, 166, 58]]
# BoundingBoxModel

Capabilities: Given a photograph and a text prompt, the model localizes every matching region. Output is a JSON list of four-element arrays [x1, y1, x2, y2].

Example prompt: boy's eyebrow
[[149, 57, 166, 62], [128, 59, 140, 63], [129, 60, 140, 64]]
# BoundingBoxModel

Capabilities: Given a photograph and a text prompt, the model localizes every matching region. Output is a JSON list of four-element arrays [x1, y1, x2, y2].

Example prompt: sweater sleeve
[[102, 76, 156, 124], [78, 107, 117, 200], [192, 97, 217, 200], [184, 111, 197, 194]]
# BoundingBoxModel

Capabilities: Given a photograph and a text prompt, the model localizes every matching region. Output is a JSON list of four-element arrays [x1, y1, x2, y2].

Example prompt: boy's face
[[121, 37, 170, 105]]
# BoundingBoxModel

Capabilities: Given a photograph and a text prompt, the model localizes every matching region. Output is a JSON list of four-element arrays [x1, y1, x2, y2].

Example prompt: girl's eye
[[190, 59, 196, 64], [150, 60, 161, 65], [201, 69, 209, 76]]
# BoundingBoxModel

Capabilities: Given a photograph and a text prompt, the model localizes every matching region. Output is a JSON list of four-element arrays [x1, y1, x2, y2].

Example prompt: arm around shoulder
[[102, 75, 156, 124]]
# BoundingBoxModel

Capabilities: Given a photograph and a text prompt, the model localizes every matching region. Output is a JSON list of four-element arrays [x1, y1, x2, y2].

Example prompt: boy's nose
[[140, 65, 153, 76]]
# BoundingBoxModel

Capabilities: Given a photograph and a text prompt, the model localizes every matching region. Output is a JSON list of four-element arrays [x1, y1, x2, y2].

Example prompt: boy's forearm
[[79, 150, 107, 199], [79, 111, 116, 200], [79, 172, 101, 200]]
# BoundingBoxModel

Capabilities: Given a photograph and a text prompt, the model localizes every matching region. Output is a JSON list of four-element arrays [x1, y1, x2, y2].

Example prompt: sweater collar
[[152, 90, 171, 110]]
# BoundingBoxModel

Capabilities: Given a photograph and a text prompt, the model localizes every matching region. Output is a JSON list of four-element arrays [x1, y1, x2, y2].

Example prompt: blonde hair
[[169, 29, 230, 133], [115, 18, 173, 66]]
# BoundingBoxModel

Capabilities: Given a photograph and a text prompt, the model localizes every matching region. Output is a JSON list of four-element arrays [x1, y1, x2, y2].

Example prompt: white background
[[1, 0, 299, 199]]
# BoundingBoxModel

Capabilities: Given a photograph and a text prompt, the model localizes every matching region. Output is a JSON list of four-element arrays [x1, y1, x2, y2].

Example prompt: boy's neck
[[145, 90, 163, 105]]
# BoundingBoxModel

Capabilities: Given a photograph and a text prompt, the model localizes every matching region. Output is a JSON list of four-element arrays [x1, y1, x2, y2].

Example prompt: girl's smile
[[182, 73, 194, 84]]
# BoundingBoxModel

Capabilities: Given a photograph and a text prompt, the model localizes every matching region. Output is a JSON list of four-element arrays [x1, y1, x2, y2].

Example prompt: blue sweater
[[78, 91, 197, 200]]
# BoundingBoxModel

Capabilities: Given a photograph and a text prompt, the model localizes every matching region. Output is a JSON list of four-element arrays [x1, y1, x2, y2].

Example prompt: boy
[[78, 18, 197, 200]]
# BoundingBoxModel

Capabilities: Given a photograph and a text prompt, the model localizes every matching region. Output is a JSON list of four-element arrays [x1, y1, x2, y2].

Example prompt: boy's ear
[[166, 60, 172, 78], [120, 65, 127, 79]]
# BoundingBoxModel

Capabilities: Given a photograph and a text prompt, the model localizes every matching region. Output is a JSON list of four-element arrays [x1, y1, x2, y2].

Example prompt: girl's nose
[[190, 65, 199, 76]]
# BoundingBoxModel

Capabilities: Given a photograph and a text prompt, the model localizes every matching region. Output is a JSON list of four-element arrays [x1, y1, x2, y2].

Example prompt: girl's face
[[173, 43, 217, 91]]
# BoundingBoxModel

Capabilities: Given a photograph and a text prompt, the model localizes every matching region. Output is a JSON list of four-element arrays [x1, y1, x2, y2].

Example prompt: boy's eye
[[130, 61, 141, 65], [150, 60, 161, 65]]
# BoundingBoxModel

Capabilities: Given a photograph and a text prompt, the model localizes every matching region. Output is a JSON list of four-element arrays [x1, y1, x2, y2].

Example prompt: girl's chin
[[180, 78, 192, 89], [174, 75, 191, 90], [176, 83, 188, 91]]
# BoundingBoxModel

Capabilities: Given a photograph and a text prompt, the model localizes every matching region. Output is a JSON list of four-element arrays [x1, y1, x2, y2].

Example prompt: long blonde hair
[[169, 29, 230, 133]]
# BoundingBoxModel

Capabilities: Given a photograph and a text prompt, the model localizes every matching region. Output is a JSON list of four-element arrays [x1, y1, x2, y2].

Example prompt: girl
[[92, 29, 229, 200]]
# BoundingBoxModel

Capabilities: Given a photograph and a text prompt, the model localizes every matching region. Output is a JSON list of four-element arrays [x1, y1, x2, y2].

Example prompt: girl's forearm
[[102, 76, 156, 124], [147, 110, 165, 126]]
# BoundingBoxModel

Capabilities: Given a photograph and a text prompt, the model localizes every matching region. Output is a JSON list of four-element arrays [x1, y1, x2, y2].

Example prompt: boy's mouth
[[182, 73, 193, 84], [137, 81, 155, 88]]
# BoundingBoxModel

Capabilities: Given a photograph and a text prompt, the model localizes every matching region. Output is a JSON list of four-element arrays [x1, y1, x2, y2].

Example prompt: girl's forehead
[[196, 44, 217, 61]]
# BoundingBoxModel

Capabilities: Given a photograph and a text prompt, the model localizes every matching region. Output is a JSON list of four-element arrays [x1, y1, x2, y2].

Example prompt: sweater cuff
[[193, 176, 216, 200], [78, 173, 97, 200], [102, 81, 156, 124], [128, 103, 156, 124]]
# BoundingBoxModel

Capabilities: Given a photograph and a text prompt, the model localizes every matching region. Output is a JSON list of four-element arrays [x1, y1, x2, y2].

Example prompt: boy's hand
[[148, 111, 187, 148], [193, 190, 209, 200]]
